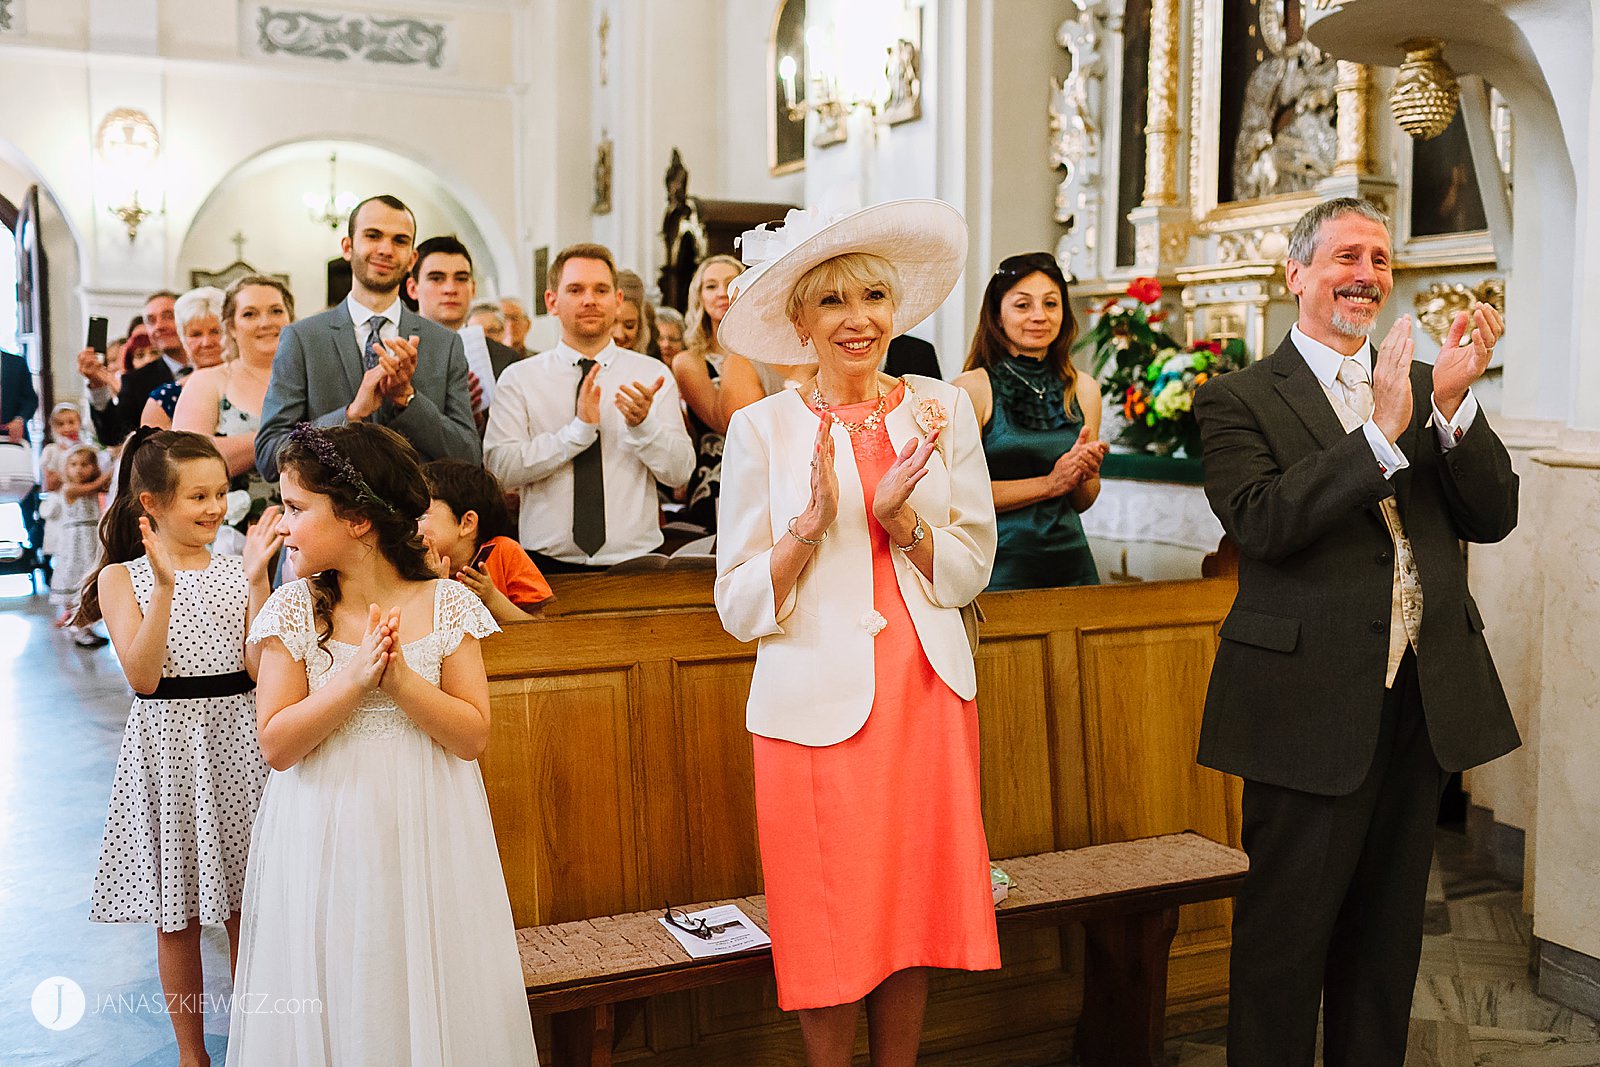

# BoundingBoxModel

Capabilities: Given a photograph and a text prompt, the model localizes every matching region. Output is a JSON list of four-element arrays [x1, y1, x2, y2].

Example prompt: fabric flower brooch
[[913, 396, 948, 436], [861, 610, 888, 636]]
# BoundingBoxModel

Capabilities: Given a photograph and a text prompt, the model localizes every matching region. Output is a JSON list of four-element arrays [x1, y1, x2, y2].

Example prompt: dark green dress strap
[[981, 357, 1100, 590]]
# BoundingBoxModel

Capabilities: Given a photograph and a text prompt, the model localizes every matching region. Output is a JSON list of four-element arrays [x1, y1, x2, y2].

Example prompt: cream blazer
[[715, 375, 997, 748]]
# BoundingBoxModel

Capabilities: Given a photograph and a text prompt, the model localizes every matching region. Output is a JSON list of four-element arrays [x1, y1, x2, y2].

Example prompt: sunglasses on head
[[993, 252, 1064, 280]]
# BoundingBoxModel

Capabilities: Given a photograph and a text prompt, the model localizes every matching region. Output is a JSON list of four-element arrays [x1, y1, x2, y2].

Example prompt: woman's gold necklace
[[812, 381, 890, 434]]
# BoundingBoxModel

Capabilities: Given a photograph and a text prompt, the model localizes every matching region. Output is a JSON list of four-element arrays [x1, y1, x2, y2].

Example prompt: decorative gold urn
[[1390, 37, 1460, 140]]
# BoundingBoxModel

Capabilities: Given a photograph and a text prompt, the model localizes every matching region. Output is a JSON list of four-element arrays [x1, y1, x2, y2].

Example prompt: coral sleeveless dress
[[751, 386, 1001, 1011]]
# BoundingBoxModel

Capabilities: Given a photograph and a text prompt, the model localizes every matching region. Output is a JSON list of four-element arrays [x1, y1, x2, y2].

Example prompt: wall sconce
[[1391, 37, 1460, 140], [778, 5, 924, 149], [95, 108, 161, 242], [303, 152, 361, 230]]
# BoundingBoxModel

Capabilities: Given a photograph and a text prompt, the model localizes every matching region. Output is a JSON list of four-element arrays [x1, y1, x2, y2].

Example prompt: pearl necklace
[[812, 382, 890, 434]]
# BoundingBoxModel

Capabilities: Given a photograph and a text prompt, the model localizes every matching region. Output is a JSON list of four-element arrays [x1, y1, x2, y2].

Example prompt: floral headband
[[287, 423, 395, 514]]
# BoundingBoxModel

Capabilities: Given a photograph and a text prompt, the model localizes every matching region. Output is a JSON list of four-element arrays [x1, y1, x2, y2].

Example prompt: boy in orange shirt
[[420, 460, 554, 621]]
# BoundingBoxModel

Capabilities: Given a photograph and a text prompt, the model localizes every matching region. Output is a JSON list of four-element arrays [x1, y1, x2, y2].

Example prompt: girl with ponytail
[[85, 428, 285, 1066]]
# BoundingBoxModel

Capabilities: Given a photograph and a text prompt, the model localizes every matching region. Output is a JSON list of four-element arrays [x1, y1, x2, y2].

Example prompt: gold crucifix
[[598, 11, 610, 86]]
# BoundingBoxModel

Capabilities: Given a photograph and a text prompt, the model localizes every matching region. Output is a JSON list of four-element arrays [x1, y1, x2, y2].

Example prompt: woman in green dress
[[955, 252, 1109, 591]]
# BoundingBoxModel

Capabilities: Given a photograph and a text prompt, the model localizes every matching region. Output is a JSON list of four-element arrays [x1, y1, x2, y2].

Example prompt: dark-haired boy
[[419, 460, 553, 622]]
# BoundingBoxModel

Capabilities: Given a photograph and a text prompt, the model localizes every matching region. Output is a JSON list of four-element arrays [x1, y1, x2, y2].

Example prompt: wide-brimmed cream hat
[[717, 198, 968, 366]]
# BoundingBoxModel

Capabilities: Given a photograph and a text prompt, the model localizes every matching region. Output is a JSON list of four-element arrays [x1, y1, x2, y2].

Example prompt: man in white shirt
[[484, 243, 694, 572], [256, 195, 480, 480], [77, 290, 187, 446]]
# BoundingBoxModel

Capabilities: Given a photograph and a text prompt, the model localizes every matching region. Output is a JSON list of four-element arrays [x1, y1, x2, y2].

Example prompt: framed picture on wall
[[768, 0, 807, 176], [533, 246, 549, 315]]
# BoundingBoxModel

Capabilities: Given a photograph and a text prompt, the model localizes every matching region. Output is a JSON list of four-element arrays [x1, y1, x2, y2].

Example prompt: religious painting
[[1115, 0, 1152, 266], [768, 0, 807, 176], [1408, 110, 1488, 238], [533, 246, 549, 315], [1217, 0, 1337, 203]]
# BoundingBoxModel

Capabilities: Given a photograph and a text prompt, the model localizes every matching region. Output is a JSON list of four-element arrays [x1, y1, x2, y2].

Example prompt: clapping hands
[[1046, 427, 1109, 497], [242, 506, 285, 586]]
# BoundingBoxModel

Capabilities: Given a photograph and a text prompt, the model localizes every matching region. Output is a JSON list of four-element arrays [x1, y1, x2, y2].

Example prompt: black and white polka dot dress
[[89, 554, 268, 932]]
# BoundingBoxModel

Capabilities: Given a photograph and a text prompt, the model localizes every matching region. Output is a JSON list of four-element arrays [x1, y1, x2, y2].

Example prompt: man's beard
[[1330, 311, 1374, 338], [354, 259, 404, 296], [1329, 284, 1383, 338]]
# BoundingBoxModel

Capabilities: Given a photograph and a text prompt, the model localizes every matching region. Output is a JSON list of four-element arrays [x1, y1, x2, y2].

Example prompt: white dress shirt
[[1290, 324, 1478, 480], [483, 340, 696, 565], [346, 293, 402, 352]]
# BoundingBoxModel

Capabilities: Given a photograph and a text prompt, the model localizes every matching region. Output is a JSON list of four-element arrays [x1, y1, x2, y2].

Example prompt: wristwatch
[[894, 514, 926, 554], [391, 387, 416, 411]]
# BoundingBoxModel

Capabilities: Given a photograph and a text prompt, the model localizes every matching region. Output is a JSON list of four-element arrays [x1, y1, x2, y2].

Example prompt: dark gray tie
[[363, 319, 385, 371], [572, 358, 606, 556]]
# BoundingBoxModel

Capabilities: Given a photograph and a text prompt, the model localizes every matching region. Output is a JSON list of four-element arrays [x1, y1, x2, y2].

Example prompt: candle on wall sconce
[[96, 108, 162, 242], [779, 53, 800, 113]]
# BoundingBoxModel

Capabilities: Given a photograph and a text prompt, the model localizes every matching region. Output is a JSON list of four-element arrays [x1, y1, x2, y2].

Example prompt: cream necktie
[[1327, 354, 1422, 684]]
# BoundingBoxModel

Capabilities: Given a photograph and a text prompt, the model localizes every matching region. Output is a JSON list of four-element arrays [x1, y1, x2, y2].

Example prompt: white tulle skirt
[[225, 714, 535, 1066]]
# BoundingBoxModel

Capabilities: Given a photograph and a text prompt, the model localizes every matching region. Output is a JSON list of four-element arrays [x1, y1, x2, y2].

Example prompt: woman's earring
[[799, 336, 811, 347]]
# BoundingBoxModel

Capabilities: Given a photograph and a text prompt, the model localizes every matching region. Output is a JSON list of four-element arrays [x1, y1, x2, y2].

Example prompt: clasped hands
[[575, 362, 666, 428], [1047, 427, 1109, 497], [340, 603, 418, 698], [791, 414, 940, 548], [1371, 302, 1501, 443], [349, 335, 421, 421]]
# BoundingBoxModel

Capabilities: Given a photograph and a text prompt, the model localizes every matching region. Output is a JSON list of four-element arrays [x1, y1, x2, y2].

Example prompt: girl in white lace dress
[[79, 429, 282, 1067], [227, 423, 536, 1066]]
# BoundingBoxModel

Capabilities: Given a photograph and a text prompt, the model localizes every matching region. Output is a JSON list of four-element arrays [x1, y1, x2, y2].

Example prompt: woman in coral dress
[[714, 200, 1000, 1066]]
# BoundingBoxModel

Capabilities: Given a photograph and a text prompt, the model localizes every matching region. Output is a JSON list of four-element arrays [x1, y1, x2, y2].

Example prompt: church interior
[[2, 0, 1599, 1064]]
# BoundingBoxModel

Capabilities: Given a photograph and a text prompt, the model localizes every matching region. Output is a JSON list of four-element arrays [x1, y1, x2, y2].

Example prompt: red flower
[[1148, 312, 1167, 324], [1193, 340, 1221, 354], [1126, 276, 1163, 305]]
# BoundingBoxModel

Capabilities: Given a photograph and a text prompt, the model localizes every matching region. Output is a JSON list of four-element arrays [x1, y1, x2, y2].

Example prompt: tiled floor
[[0, 586, 1594, 1066]]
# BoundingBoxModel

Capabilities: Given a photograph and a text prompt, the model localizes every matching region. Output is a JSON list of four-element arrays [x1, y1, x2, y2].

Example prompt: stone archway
[[177, 139, 513, 317]]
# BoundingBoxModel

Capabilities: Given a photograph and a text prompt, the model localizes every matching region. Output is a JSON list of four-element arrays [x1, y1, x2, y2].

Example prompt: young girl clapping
[[80, 428, 282, 1067], [226, 423, 535, 1066]]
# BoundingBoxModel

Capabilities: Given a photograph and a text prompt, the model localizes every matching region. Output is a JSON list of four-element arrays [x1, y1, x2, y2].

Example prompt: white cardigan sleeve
[[714, 407, 800, 642], [909, 385, 996, 608]]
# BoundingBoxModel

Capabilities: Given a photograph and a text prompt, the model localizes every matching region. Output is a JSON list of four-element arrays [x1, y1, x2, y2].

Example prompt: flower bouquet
[[1075, 277, 1247, 458]]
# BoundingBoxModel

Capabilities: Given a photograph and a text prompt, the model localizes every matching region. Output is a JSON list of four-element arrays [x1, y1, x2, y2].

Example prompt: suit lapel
[[329, 302, 364, 396], [1269, 336, 1347, 451]]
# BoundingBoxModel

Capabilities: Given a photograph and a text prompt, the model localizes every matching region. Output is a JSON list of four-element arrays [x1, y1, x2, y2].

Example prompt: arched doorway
[[178, 140, 513, 317], [0, 192, 18, 354]]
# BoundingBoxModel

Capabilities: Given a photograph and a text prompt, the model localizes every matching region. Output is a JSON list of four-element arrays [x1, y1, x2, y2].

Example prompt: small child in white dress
[[80, 428, 283, 1067], [227, 423, 536, 1066], [46, 444, 108, 644]]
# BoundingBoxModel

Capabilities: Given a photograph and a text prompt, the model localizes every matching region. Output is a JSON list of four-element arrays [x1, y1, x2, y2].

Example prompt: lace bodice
[[248, 578, 499, 741]]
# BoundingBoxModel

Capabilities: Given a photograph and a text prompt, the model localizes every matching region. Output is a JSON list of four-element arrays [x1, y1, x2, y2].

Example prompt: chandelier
[[303, 152, 360, 230]]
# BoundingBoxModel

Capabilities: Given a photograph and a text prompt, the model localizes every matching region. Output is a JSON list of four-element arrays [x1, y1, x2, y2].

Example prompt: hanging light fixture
[[95, 108, 161, 242], [1390, 37, 1460, 141], [303, 152, 360, 230]]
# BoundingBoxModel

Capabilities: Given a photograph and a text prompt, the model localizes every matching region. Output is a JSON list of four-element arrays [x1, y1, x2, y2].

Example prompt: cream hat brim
[[716, 198, 968, 366]]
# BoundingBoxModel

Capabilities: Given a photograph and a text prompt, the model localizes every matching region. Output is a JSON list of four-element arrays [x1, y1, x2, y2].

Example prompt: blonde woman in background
[[668, 254, 743, 529]]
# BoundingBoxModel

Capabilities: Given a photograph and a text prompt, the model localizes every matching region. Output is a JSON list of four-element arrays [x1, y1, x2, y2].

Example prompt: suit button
[[1376, 551, 1392, 565], [1371, 620, 1386, 634]]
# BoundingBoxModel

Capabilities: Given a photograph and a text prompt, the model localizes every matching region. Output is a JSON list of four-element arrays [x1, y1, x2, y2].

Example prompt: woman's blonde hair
[[685, 254, 745, 354], [221, 275, 296, 362], [785, 252, 902, 323]]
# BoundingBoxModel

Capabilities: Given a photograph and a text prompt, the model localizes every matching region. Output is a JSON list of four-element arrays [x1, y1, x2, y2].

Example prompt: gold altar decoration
[[1413, 279, 1505, 346], [1230, 4, 1338, 200], [1143, 0, 1182, 208], [1334, 61, 1372, 176], [1390, 37, 1460, 141]]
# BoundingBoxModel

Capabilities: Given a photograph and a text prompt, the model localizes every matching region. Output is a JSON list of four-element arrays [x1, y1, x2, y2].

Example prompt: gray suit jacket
[[256, 302, 481, 481], [1193, 334, 1520, 796]]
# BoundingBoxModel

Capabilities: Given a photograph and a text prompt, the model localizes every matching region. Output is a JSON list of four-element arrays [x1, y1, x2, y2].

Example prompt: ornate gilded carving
[[1391, 37, 1460, 141], [254, 7, 448, 68], [1050, 0, 1110, 278], [1142, 0, 1181, 207], [1232, 6, 1338, 200], [0, 1, 15, 33], [1216, 227, 1291, 265], [1414, 279, 1504, 346], [1334, 61, 1372, 176]]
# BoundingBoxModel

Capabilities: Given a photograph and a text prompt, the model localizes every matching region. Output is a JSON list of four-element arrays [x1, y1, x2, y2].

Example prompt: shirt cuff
[[88, 386, 112, 410], [1431, 389, 1478, 451], [1361, 420, 1410, 480], [562, 417, 600, 449]]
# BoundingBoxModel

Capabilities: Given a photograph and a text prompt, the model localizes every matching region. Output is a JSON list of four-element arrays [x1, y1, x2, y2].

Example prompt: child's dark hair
[[75, 428, 227, 625], [277, 423, 434, 658], [421, 460, 515, 550]]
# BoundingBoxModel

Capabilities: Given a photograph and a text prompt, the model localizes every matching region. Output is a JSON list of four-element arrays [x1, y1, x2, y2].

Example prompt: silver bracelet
[[894, 514, 926, 553], [787, 517, 827, 546]]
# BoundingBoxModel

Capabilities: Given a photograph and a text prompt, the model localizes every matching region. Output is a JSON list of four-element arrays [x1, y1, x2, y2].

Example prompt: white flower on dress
[[861, 610, 888, 636]]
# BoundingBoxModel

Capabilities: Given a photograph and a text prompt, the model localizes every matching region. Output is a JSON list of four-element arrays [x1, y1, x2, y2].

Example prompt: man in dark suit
[[884, 333, 942, 380], [1194, 197, 1519, 1066], [78, 290, 186, 446], [1, 348, 36, 444], [406, 234, 521, 402], [256, 195, 480, 481]]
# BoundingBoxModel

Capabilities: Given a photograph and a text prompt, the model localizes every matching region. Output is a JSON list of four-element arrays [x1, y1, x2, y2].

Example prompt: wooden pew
[[481, 572, 1242, 1065]]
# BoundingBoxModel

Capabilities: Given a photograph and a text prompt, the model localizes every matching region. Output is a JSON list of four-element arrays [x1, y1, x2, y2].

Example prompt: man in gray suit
[[1194, 198, 1518, 1066], [256, 194, 480, 481]]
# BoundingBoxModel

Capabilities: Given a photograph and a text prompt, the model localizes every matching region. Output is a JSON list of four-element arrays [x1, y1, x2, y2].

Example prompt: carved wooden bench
[[520, 832, 1248, 1067]]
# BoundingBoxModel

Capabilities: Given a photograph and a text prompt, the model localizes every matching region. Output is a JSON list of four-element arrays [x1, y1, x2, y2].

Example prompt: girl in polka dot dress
[[226, 423, 536, 1066], [79, 429, 284, 1067]]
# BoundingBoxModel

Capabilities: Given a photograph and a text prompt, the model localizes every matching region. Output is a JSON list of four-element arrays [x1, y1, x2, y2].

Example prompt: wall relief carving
[[1231, 3, 1338, 200], [251, 7, 450, 69], [0, 0, 18, 33], [1050, 0, 1110, 278], [1413, 279, 1505, 346]]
